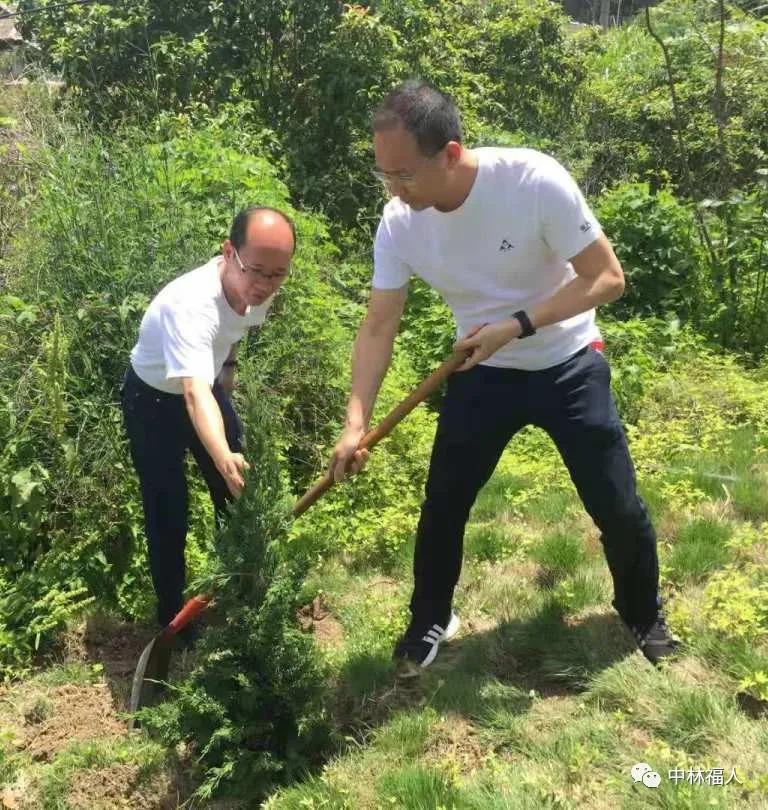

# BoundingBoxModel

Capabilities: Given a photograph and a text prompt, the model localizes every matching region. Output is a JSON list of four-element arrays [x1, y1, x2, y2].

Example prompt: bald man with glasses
[[121, 205, 295, 631]]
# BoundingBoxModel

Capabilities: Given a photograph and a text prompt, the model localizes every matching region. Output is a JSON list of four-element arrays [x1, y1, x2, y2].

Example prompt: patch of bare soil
[[20, 683, 125, 763], [61, 616, 157, 703], [65, 763, 177, 810], [298, 595, 345, 649], [736, 691, 768, 720]]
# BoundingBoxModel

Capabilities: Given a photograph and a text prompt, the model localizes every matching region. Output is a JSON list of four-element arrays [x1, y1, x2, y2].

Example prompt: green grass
[[529, 530, 589, 583], [0, 738, 22, 791], [669, 428, 768, 522], [431, 674, 533, 720], [638, 480, 668, 522], [731, 475, 768, 521], [666, 518, 732, 582], [521, 488, 579, 525], [32, 661, 102, 688], [658, 689, 738, 753], [464, 522, 515, 562], [687, 631, 768, 680], [373, 710, 435, 758], [471, 472, 531, 521], [265, 409, 768, 807], [551, 566, 611, 615], [7, 359, 768, 809], [376, 764, 460, 808], [36, 738, 167, 809]]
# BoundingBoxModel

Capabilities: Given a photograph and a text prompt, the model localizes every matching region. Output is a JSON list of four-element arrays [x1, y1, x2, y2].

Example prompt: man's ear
[[222, 238, 234, 258], [444, 140, 462, 168]]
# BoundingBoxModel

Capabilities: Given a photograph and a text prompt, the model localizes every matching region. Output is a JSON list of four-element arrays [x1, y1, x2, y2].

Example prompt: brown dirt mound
[[298, 595, 345, 648], [22, 683, 124, 762], [65, 763, 176, 810], [63, 617, 156, 680]]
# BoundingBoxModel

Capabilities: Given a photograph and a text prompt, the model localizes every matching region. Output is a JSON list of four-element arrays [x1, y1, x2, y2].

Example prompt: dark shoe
[[393, 612, 460, 679], [629, 614, 680, 665]]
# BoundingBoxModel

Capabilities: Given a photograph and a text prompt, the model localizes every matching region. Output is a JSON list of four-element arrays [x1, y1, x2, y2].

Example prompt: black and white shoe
[[628, 614, 680, 665], [393, 612, 460, 679]]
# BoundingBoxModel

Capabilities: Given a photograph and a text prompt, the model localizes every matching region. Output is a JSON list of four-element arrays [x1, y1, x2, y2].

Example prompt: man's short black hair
[[372, 79, 462, 156], [229, 205, 297, 253]]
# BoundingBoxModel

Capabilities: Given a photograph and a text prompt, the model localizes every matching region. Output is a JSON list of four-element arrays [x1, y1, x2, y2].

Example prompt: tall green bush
[[0, 117, 352, 675], [577, 3, 768, 197], [597, 181, 706, 321], [290, 350, 438, 569], [139, 375, 330, 803]]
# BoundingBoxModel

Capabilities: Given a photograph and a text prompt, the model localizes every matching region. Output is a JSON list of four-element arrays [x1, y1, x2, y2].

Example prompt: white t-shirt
[[129, 256, 273, 394], [373, 147, 603, 370]]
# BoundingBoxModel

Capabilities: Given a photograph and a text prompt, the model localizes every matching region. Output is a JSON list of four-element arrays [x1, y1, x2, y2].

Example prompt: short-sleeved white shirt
[[373, 147, 603, 370], [129, 256, 273, 394]]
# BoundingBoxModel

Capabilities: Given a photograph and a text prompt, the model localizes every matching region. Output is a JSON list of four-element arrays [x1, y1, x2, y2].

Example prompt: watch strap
[[512, 310, 536, 339]]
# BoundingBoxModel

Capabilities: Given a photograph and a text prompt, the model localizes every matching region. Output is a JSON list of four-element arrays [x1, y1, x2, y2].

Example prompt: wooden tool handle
[[292, 349, 467, 518], [161, 350, 467, 634]]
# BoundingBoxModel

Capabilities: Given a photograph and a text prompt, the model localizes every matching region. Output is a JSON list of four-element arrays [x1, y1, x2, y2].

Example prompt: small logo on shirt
[[499, 239, 515, 252], [579, 221, 593, 233]]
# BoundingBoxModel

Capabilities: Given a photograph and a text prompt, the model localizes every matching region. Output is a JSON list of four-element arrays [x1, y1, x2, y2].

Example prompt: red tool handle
[[164, 595, 211, 637]]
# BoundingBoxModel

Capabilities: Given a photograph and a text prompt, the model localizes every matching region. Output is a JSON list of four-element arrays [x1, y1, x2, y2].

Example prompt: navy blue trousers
[[121, 366, 242, 625], [411, 346, 660, 632]]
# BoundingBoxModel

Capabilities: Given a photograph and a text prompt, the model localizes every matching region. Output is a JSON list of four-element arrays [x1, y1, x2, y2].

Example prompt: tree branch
[[645, 6, 717, 268]]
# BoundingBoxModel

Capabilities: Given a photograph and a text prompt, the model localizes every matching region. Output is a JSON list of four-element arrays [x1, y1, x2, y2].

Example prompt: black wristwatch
[[512, 310, 536, 339]]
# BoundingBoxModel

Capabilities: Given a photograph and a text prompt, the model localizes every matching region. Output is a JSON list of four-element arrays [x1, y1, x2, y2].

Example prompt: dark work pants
[[121, 366, 243, 625], [412, 346, 660, 633]]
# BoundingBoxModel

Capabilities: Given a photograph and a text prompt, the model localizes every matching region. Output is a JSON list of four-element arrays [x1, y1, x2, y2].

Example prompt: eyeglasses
[[371, 168, 418, 188], [232, 247, 287, 283], [371, 146, 446, 189]]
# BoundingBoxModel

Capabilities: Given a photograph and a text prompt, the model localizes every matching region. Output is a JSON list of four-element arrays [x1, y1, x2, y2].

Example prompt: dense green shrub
[[599, 317, 709, 423], [577, 4, 768, 197], [0, 119, 352, 674], [397, 278, 456, 386], [18, 0, 341, 129], [597, 181, 706, 321], [139, 376, 330, 803], [696, 178, 768, 355], [20, 0, 588, 236]]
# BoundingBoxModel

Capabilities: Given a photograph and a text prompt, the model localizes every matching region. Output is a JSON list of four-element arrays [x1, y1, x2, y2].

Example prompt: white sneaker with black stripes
[[393, 612, 460, 679]]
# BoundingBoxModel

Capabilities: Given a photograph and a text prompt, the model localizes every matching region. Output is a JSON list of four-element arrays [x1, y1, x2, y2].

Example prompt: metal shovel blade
[[128, 633, 173, 728], [128, 595, 210, 727]]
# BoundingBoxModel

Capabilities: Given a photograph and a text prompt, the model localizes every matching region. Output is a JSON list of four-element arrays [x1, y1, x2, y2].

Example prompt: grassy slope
[[2, 355, 768, 809], [266, 355, 768, 809]]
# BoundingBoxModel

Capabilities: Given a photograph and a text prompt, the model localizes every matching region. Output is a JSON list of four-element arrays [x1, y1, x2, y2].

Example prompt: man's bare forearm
[[183, 380, 231, 467], [529, 271, 624, 331], [346, 324, 396, 431]]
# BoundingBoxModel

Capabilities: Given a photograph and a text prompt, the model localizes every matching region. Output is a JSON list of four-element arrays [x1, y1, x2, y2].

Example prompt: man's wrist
[[505, 318, 523, 340], [213, 445, 234, 469]]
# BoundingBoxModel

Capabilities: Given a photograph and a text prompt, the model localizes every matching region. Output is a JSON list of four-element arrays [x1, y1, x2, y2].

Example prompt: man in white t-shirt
[[122, 206, 295, 629], [332, 80, 678, 676]]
